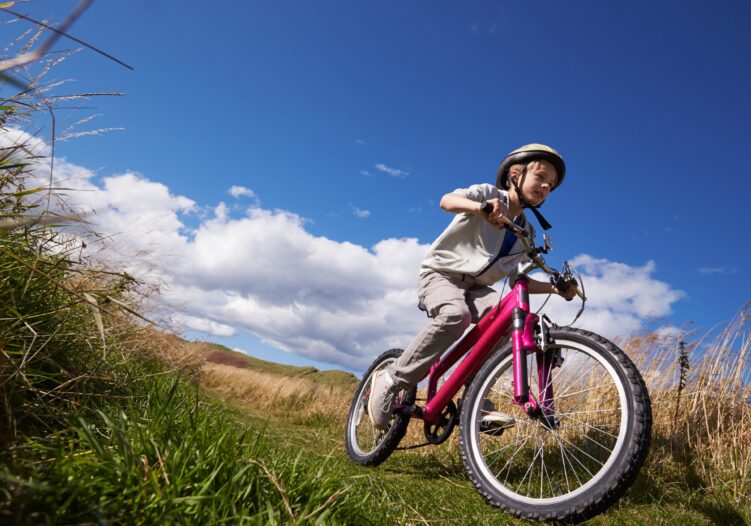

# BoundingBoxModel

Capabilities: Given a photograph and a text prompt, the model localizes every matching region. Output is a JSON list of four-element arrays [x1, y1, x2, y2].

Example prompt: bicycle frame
[[412, 273, 556, 426]]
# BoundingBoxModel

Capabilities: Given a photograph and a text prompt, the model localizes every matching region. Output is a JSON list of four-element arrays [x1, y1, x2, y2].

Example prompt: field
[[186, 323, 751, 525]]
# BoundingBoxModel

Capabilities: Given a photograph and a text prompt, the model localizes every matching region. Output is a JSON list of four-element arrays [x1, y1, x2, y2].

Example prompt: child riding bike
[[368, 144, 578, 430]]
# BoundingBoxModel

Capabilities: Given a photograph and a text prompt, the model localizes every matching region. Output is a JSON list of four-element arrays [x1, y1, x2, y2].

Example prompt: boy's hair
[[501, 161, 559, 190], [501, 163, 526, 190]]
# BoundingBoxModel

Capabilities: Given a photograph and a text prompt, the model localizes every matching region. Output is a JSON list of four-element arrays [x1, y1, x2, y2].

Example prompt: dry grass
[[193, 303, 751, 504], [199, 362, 352, 424], [626, 302, 751, 503]]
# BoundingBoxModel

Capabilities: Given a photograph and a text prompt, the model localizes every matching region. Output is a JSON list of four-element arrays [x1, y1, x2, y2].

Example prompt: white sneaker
[[367, 369, 399, 431], [480, 399, 516, 433]]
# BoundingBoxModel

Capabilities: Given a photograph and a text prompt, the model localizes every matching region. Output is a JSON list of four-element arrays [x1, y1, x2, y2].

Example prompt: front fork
[[511, 278, 560, 427]]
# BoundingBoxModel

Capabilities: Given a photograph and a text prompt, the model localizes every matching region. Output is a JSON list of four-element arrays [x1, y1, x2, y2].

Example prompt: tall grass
[[3, 368, 368, 525], [626, 304, 751, 504], [0, 11, 372, 524]]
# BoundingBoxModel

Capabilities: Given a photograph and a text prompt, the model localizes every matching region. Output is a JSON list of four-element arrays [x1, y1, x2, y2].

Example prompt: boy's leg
[[465, 285, 500, 323], [460, 284, 502, 392], [388, 271, 472, 390]]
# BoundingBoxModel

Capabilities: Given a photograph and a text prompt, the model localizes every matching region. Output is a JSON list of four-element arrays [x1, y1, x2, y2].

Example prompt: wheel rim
[[348, 357, 397, 457], [468, 338, 629, 504]]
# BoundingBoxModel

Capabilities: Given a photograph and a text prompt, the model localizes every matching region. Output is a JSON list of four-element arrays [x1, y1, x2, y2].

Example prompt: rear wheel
[[459, 328, 651, 522], [345, 349, 415, 466]]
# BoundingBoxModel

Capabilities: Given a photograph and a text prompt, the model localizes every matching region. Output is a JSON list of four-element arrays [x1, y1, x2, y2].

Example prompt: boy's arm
[[440, 193, 487, 214], [528, 277, 577, 301], [440, 193, 508, 228]]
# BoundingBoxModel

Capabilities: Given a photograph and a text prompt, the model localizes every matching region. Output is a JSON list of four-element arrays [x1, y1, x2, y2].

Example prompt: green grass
[[1, 367, 375, 525], [6, 354, 749, 525], [238, 406, 751, 526]]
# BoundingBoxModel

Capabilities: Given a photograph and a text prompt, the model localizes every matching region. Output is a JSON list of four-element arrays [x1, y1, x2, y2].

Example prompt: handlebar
[[498, 216, 586, 301]]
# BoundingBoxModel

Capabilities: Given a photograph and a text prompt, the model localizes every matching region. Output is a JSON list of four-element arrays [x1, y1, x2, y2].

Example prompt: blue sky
[[4, 1, 750, 372]]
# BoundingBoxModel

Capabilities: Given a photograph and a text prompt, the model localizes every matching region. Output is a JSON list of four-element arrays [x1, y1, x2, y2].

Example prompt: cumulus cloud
[[529, 255, 685, 340], [4, 128, 686, 370], [375, 163, 409, 178], [171, 313, 236, 337], [229, 185, 256, 199]]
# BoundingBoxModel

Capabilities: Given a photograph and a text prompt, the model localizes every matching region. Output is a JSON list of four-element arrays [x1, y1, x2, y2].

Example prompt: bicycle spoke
[[549, 431, 605, 471], [558, 394, 619, 413], [557, 407, 621, 417], [550, 436, 596, 484], [541, 436, 553, 498], [553, 384, 617, 401], [552, 358, 601, 401], [496, 435, 533, 484], [561, 423, 620, 430], [554, 431, 585, 487], [489, 384, 515, 398], [517, 427, 543, 495], [483, 434, 530, 464], [557, 437, 572, 494], [559, 414, 620, 448]]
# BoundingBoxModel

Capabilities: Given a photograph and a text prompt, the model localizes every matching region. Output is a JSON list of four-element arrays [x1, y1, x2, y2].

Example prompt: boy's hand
[[553, 278, 578, 301], [481, 198, 509, 229]]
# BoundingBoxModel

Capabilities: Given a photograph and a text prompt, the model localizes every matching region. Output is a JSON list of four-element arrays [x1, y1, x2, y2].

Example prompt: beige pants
[[388, 270, 500, 389]]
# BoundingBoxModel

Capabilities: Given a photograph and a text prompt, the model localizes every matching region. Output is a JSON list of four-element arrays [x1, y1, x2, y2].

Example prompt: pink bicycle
[[345, 223, 652, 522]]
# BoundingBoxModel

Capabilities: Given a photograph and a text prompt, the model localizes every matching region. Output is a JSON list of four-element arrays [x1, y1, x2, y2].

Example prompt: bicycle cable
[[558, 262, 586, 327], [532, 262, 587, 327], [535, 290, 554, 315]]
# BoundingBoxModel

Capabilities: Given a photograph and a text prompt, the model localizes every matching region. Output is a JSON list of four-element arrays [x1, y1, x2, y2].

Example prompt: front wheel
[[459, 328, 652, 522], [345, 349, 415, 466]]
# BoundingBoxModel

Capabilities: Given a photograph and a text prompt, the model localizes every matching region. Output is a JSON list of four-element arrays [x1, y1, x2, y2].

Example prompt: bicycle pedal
[[480, 413, 516, 434]]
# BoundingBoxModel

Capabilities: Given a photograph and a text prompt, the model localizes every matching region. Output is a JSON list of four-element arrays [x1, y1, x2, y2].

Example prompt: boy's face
[[513, 160, 558, 206]]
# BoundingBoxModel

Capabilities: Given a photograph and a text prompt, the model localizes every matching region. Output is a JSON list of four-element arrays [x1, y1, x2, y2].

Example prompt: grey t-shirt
[[420, 184, 535, 286]]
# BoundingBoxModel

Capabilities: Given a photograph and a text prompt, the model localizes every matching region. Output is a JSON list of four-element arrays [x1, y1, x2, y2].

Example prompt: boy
[[368, 144, 578, 430]]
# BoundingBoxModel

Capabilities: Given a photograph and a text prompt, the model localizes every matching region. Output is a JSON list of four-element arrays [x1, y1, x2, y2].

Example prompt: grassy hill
[[174, 324, 751, 525], [186, 339, 359, 391]]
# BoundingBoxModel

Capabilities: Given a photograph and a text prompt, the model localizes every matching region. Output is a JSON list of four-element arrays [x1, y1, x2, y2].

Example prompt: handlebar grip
[[499, 216, 529, 238]]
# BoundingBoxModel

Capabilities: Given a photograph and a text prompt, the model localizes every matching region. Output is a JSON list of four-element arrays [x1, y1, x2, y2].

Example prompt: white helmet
[[496, 143, 566, 191]]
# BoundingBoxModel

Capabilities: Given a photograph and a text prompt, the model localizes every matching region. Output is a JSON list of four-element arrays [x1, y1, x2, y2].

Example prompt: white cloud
[[4, 128, 686, 371], [229, 185, 256, 199], [172, 313, 236, 337], [375, 163, 409, 178], [528, 255, 685, 340], [352, 206, 370, 218], [699, 266, 734, 275]]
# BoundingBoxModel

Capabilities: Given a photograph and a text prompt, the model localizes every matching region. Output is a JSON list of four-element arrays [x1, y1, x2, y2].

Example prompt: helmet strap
[[510, 165, 553, 230]]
